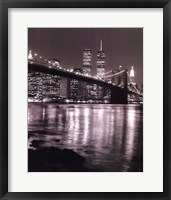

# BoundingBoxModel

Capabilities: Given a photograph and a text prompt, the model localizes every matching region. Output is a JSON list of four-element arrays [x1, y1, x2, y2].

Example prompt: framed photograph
[[0, 0, 170, 199]]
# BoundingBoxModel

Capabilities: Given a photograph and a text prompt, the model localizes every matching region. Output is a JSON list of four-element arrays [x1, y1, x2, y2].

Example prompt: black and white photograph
[[28, 28, 143, 172]]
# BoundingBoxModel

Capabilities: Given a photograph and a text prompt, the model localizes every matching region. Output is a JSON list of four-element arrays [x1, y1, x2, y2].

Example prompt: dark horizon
[[28, 28, 143, 87]]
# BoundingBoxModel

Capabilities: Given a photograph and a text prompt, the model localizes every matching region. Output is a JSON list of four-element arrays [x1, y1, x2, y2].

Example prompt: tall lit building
[[130, 66, 135, 83], [82, 49, 93, 100], [95, 40, 106, 100], [128, 66, 137, 93], [69, 68, 83, 100], [28, 50, 33, 60], [97, 40, 105, 78], [83, 49, 92, 75]]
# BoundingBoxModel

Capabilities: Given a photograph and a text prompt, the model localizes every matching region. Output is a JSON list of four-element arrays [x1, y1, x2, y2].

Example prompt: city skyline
[[28, 28, 143, 87], [28, 28, 143, 172]]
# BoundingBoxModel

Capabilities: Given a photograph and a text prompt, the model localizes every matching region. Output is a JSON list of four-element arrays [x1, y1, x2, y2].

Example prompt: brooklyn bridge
[[28, 53, 143, 104]]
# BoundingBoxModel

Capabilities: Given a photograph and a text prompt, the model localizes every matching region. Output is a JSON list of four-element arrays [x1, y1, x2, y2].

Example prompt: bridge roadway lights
[[28, 62, 128, 104]]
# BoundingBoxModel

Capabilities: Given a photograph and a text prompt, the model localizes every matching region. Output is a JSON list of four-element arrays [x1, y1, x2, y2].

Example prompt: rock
[[28, 148, 61, 172], [84, 150, 94, 154], [61, 149, 85, 170], [28, 147, 87, 172], [54, 139, 60, 142], [39, 147, 62, 163], [131, 155, 143, 163], [30, 140, 45, 148], [28, 149, 46, 172]]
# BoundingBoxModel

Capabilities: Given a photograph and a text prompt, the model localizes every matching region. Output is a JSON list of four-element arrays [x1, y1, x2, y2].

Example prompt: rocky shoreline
[[28, 140, 91, 172], [28, 139, 143, 172]]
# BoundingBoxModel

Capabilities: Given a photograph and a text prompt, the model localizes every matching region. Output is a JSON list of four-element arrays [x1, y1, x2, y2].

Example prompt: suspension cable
[[103, 70, 113, 75], [30, 51, 143, 96], [104, 70, 125, 78]]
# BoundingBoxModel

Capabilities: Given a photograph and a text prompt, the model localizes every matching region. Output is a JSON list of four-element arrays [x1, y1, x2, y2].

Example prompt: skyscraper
[[128, 66, 137, 93], [28, 50, 33, 60], [83, 49, 92, 75], [130, 66, 135, 83], [96, 40, 106, 100], [97, 40, 105, 78], [82, 49, 93, 100]]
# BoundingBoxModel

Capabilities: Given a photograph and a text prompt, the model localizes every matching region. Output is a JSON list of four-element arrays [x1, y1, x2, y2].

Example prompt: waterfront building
[[60, 78, 68, 99], [28, 57, 61, 101], [28, 71, 43, 101], [69, 68, 83, 100], [40, 58, 60, 99], [42, 74, 60, 98], [43, 59, 61, 98]]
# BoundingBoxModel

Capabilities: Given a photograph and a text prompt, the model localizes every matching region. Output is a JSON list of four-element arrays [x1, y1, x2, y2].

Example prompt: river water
[[28, 103, 143, 172]]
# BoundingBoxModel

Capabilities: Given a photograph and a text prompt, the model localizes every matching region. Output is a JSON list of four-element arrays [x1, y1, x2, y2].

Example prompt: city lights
[[28, 47, 143, 104]]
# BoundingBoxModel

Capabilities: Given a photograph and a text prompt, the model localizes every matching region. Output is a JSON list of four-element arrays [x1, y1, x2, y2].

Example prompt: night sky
[[28, 28, 143, 87]]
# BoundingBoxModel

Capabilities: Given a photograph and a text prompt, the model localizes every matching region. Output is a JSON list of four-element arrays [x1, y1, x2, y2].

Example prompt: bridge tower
[[110, 69, 128, 104]]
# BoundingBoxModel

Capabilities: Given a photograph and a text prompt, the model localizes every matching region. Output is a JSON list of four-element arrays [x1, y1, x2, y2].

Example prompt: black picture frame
[[0, 0, 170, 199]]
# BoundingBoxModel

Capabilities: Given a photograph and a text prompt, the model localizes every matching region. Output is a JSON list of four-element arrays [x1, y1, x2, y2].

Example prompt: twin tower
[[83, 40, 105, 78]]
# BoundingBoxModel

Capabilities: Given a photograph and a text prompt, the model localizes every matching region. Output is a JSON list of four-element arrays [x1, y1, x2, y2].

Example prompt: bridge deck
[[28, 62, 129, 104]]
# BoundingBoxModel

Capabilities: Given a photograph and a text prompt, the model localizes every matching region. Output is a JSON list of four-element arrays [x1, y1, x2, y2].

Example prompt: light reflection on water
[[28, 103, 143, 172]]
